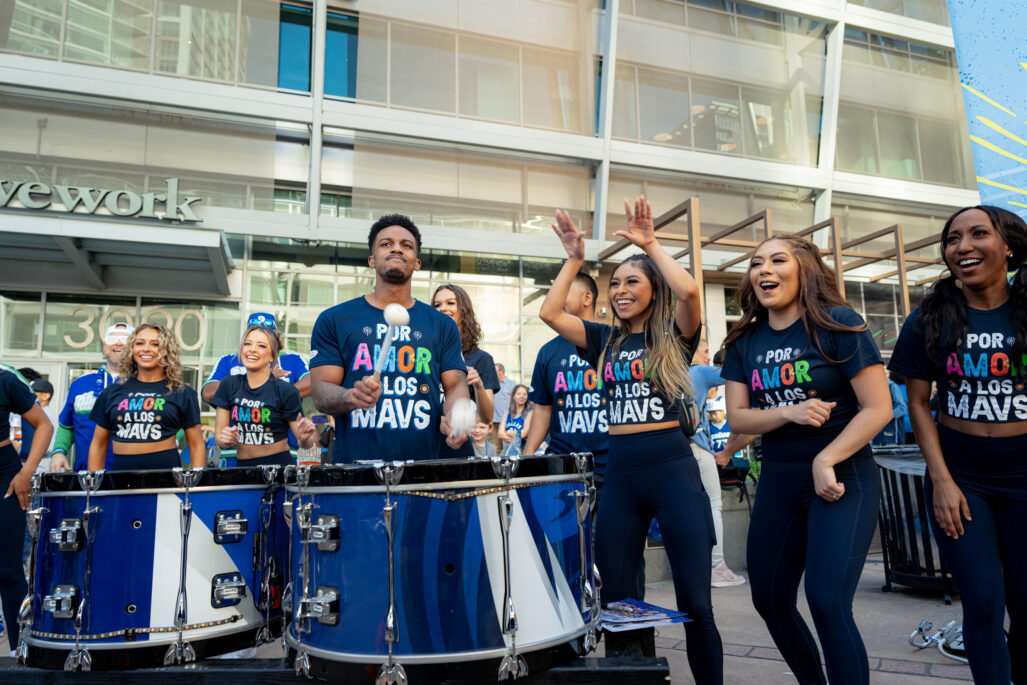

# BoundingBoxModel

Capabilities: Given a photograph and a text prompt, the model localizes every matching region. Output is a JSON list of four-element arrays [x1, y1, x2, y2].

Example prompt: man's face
[[694, 340, 710, 365], [102, 329, 130, 366], [495, 364, 505, 382], [369, 226, 420, 285], [563, 282, 593, 318]]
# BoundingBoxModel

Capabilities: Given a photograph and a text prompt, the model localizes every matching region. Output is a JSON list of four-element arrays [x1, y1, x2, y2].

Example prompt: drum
[[284, 454, 600, 682], [20, 466, 288, 670]]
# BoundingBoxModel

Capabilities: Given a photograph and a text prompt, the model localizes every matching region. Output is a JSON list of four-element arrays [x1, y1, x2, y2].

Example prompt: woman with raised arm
[[433, 283, 501, 457], [540, 197, 721, 684], [211, 324, 317, 466], [88, 324, 205, 471], [889, 206, 1027, 685], [720, 235, 891, 685]]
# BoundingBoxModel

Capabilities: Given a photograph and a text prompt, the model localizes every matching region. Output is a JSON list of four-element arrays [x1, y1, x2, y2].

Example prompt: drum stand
[[572, 454, 601, 654], [374, 462, 406, 685], [255, 465, 282, 647], [16, 474, 47, 666], [165, 468, 201, 666], [492, 455, 528, 681]]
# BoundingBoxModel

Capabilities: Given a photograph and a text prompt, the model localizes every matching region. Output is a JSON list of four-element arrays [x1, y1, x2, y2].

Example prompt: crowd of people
[[1, 201, 1024, 685]]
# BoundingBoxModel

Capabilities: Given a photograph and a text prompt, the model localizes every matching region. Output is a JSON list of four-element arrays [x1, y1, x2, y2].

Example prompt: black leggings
[[746, 445, 879, 685], [597, 428, 722, 684], [237, 451, 294, 467], [0, 446, 27, 647], [927, 424, 1026, 685]]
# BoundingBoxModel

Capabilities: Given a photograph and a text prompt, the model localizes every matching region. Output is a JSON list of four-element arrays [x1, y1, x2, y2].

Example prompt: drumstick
[[372, 303, 410, 382]]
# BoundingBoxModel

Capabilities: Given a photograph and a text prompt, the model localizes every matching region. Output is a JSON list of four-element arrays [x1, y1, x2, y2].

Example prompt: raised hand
[[466, 367, 483, 390], [615, 195, 656, 249], [551, 210, 585, 260]]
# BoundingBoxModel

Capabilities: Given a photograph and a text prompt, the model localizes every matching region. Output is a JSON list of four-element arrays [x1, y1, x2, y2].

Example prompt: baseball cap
[[247, 312, 277, 330], [31, 378, 54, 395], [104, 322, 132, 344], [707, 396, 726, 412]]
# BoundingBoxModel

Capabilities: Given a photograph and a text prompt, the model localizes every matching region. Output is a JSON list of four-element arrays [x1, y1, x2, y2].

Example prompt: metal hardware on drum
[[42, 585, 80, 620], [63, 470, 104, 672], [211, 573, 247, 608], [292, 464, 315, 678], [494, 454, 528, 681], [17, 503, 47, 664], [214, 511, 248, 544], [256, 465, 283, 646], [49, 518, 84, 552], [375, 461, 407, 685], [164, 468, 201, 666], [298, 586, 340, 626]]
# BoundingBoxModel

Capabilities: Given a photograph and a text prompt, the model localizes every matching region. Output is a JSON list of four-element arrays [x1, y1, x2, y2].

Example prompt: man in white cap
[[49, 322, 131, 471]]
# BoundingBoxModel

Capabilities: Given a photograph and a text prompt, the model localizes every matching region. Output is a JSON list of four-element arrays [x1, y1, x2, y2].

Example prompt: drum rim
[[36, 483, 274, 497], [284, 472, 587, 494], [282, 620, 595, 664], [36, 466, 281, 494]]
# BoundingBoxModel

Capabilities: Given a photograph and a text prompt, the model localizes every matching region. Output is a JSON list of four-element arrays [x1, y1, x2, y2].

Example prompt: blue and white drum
[[284, 454, 600, 682], [20, 466, 287, 670]]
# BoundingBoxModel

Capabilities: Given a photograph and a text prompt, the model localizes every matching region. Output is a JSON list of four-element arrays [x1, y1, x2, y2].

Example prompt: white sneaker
[[711, 561, 746, 588]]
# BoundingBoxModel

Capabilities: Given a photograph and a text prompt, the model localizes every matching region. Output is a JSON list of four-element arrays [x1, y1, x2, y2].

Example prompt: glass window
[[847, 0, 950, 27], [0, 291, 41, 356], [522, 47, 583, 132], [43, 295, 139, 356], [637, 68, 690, 147], [687, 5, 735, 36], [877, 111, 920, 180], [635, 0, 686, 26], [2, 0, 64, 57], [140, 299, 243, 363], [325, 11, 358, 98], [62, 0, 153, 69], [691, 79, 741, 154], [458, 36, 519, 123], [389, 23, 456, 113], [239, 0, 281, 88], [917, 118, 959, 186], [278, 4, 311, 91], [741, 87, 788, 161], [835, 105, 879, 174], [156, 0, 239, 81], [611, 64, 638, 140]]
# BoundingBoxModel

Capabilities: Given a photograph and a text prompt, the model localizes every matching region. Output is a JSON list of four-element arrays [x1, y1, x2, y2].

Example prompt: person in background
[[29, 379, 57, 466], [890, 371, 914, 444], [10, 367, 41, 463], [50, 322, 130, 472], [470, 416, 494, 458], [497, 384, 532, 455], [873, 370, 908, 446], [492, 363, 516, 438]]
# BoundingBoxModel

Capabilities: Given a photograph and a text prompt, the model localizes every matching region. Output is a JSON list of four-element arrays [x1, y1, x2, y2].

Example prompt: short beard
[[382, 267, 408, 285]]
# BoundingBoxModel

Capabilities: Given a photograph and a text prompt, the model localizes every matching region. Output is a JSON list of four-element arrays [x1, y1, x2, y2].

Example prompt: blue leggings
[[747, 445, 879, 685], [112, 448, 180, 470], [0, 446, 27, 647], [927, 425, 1026, 685], [597, 428, 722, 684]]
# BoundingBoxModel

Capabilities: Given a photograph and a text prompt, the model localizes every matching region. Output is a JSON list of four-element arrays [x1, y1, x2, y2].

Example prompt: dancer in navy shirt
[[890, 206, 1027, 685], [310, 215, 469, 462], [721, 235, 891, 685]]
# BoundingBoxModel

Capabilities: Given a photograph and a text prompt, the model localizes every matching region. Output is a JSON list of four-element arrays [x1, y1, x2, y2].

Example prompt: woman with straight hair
[[212, 324, 317, 466], [433, 283, 500, 457], [496, 384, 532, 455], [720, 235, 891, 685], [890, 205, 1027, 685], [88, 324, 205, 470], [540, 196, 721, 684]]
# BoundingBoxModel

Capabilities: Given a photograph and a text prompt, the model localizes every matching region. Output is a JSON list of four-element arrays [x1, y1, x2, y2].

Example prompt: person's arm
[[539, 211, 588, 349], [87, 426, 110, 472], [891, 383, 907, 420], [290, 415, 317, 449], [201, 380, 220, 405], [523, 404, 552, 455], [5, 405, 53, 509], [497, 411, 513, 443], [618, 196, 701, 337], [714, 432, 756, 467], [907, 377, 969, 538], [439, 369, 471, 449], [810, 364, 892, 501], [214, 408, 238, 449], [724, 380, 837, 435], [467, 366, 495, 423], [293, 373, 311, 399], [521, 409, 533, 442], [184, 425, 206, 468], [310, 365, 381, 415], [49, 425, 75, 472]]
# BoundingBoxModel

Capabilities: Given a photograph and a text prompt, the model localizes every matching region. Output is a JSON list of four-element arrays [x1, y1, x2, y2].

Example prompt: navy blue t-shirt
[[579, 320, 701, 428], [889, 301, 1027, 423], [438, 347, 500, 458], [211, 374, 302, 447], [89, 377, 201, 443], [1, 366, 36, 461], [310, 297, 467, 462], [721, 306, 882, 462], [528, 335, 608, 466]]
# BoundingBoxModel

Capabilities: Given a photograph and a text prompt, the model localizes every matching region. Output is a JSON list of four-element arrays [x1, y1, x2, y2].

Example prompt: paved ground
[[3, 556, 972, 683]]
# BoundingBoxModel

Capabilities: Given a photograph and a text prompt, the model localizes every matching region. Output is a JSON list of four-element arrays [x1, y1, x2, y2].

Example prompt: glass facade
[[847, 0, 950, 26]]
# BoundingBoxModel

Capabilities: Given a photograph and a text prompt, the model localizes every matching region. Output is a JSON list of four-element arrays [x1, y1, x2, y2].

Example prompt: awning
[[0, 212, 233, 296]]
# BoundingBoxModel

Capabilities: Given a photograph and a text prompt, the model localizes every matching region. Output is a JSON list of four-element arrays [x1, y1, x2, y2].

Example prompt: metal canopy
[[0, 212, 232, 297]]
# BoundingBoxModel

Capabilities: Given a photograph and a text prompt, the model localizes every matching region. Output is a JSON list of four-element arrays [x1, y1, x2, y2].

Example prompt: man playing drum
[[309, 214, 471, 462]]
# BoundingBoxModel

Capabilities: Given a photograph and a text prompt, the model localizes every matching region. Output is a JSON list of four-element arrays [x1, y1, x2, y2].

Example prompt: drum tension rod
[[493, 455, 528, 681], [17, 473, 47, 665], [375, 461, 407, 685], [165, 468, 201, 666], [64, 470, 104, 672]]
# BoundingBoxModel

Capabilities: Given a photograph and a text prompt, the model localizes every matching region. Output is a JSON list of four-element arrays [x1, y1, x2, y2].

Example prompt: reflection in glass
[[278, 4, 311, 91], [1, 291, 41, 355], [742, 87, 788, 161], [390, 23, 456, 113], [1, 0, 63, 57], [459, 36, 518, 123], [917, 119, 959, 186], [877, 112, 919, 180], [156, 0, 238, 81], [835, 105, 878, 174], [638, 69, 690, 147], [522, 48, 583, 132], [612, 64, 638, 140], [692, 79, 740, 153], [63, 0, 152, 69], [325, 11, 358, 98]]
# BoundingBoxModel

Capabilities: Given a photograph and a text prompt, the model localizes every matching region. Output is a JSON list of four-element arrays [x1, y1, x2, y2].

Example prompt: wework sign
[[0, 177, 202, 223]]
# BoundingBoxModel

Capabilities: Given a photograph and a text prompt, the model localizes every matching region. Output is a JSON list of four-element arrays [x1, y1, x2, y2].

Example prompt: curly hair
[[721, 235, 865, 362], [432, 283, 483, 355], [597, 254, 695, 403], [118, 323, 185, 392], [918, 205, 1027, 365]]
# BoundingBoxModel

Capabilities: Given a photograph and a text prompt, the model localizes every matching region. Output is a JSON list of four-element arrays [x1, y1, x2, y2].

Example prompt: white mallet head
[[449, 398, 477, 437], [384, 303, 409, 327]]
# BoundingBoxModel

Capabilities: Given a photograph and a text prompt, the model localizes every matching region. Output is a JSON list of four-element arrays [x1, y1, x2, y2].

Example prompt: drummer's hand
[[49, 453, 71, 473], [218, 425, 240, 447], [932, 476, 971, 539], [296, 416, 316, 443], [349, 376, 382, 409], [5, 467, 34, 511], [441, 416, 468, 449]]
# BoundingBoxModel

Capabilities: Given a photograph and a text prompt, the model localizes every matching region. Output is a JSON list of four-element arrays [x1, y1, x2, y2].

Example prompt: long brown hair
[[117, 323, 185, 392], [721, 235, 865, 360], [597, 254, 694, 402], [239, 325, 280, 367], [433, 283, 483, 355]]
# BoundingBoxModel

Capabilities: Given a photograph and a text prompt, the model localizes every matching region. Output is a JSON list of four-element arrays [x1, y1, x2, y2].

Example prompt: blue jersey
[[55, 365, 118, 471], [1, 365, 36, 465], [722, 306, 882, 463], [527, 335, 608, 468], [310, 297, 466, 463], [204, 352, 309, 449], [708, 420, 732, 454]]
